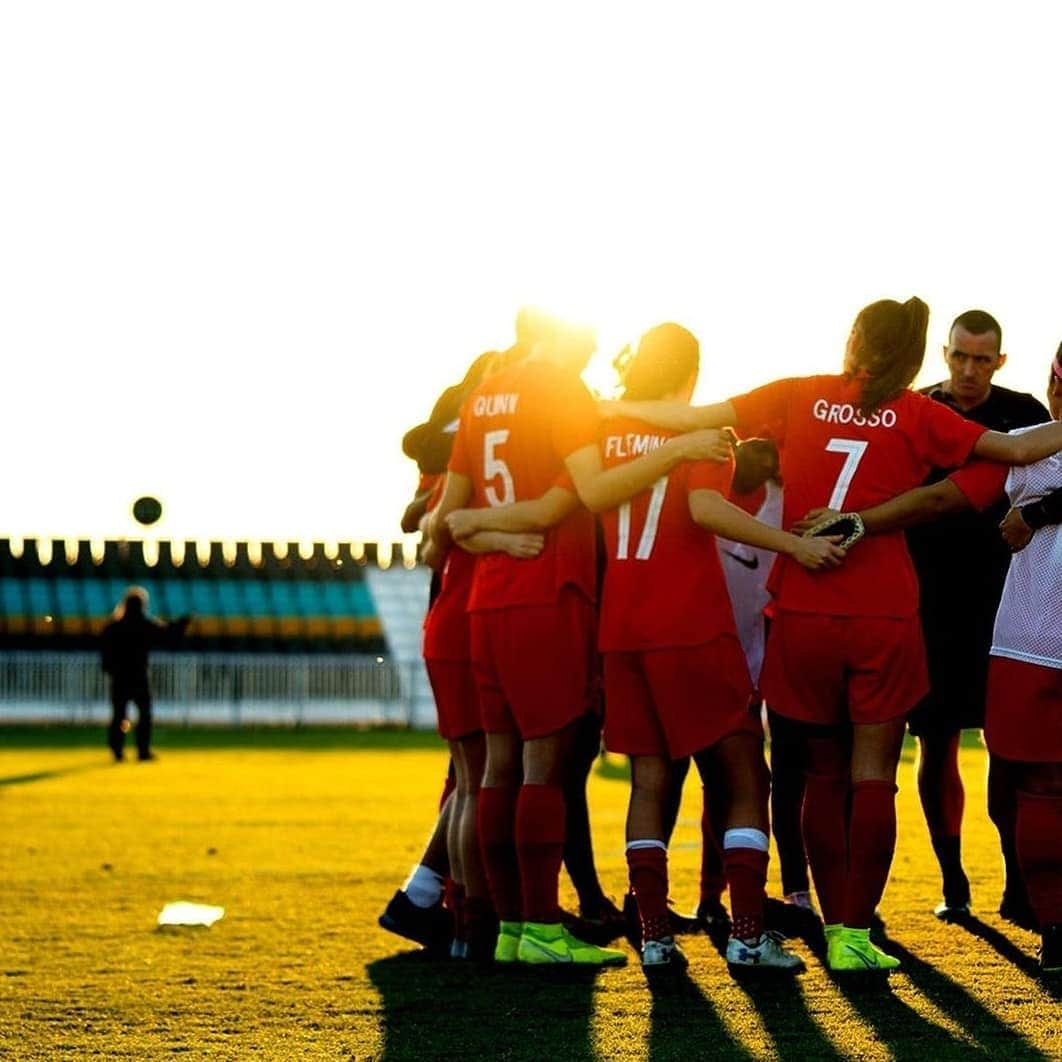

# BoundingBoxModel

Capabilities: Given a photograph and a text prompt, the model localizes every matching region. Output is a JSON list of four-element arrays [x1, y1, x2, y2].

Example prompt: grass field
[[1, 726, 1059, 1060]]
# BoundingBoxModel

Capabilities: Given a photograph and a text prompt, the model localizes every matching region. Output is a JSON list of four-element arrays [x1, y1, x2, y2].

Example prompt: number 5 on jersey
[[484, 429, 515, 507]]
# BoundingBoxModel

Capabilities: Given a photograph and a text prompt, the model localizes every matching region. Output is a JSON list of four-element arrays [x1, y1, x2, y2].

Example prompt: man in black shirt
[[907, 309, 1050, 926], [101, 588, 189, 762]]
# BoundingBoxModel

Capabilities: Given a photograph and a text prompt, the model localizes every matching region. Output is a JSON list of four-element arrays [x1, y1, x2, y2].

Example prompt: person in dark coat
[[100, 587, 189, 762]]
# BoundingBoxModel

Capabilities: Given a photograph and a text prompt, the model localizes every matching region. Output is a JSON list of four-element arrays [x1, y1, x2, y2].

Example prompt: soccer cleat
[[641, 936, 688, 971], [784, 891, 818, 916], [449, 938, 470, 960], [493, 920, 523, 963], [933, 898, 972, 922], [1039, 924, 1062, 974], [999, 890, 1039, 932], [378, 889, 453, 953], [563, 897, 628, 946], [726, 930, 805, 972], [517, 922, 627, 966], [827, 927, 900, 972], [695, 896, 732, 936]]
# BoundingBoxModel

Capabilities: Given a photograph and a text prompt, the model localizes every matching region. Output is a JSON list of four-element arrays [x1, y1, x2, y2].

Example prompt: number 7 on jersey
[[824, 438, 868, 509]]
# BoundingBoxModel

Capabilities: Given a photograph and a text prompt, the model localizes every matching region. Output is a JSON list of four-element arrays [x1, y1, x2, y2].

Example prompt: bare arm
[[974, 422, 1062, 465], [793, 480, 972, 536], [689, 490, 845, 570], [446, 486, 578, 541], [601, 399, 738, 433], [563, 431, 732, 514], [400, 486, 434, 534], [456, 530, 545, 559]]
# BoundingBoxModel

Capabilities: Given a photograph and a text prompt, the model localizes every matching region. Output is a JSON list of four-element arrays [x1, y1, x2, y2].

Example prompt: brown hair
[[621, 323, 700, 401], [849, 297, 929, 413]]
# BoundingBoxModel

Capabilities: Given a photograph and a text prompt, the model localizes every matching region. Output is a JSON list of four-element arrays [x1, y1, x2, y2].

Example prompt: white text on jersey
[[604, 432, 668, 459], [472, 393, 519, 417], [812, 400, 897, 428]]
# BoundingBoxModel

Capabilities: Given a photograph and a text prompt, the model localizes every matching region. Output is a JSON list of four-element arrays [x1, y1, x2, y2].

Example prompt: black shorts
[[907, 622, 991, 737]]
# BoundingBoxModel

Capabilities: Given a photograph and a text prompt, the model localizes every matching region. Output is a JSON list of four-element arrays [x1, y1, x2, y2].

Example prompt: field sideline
[[1, 727, 1058, 1060]]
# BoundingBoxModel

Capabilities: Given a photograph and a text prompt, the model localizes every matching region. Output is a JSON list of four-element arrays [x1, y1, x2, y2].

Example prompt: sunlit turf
[[1, 726, 1058, 1060]]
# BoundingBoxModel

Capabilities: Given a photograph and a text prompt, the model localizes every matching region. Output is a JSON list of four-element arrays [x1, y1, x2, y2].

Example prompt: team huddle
[[380, 300, 1062, 979]]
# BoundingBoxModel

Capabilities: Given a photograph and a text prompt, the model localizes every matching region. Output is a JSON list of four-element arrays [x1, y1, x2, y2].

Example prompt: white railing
[[0, 651, 422, 727]]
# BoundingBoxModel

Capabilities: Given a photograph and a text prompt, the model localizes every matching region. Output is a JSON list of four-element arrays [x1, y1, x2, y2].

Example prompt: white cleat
[[726, 930, 805, 972], [641, 936, 688, 970]]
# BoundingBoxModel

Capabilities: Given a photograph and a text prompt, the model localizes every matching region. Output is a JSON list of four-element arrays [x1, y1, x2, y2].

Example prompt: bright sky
[[3, 2, 1059, 548]]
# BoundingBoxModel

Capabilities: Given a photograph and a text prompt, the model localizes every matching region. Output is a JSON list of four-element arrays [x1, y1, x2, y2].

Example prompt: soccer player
[[608, 297, 1062, 972], [813, 348, 1062, 974], [906, 310, 1049, 923], [429, 314, 731, 966], [596, 323, 841, 972], [716, 439, 817, 918]]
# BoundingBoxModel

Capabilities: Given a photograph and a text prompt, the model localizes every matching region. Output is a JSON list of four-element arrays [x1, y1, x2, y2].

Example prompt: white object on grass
[[157, 902, 225, 927]]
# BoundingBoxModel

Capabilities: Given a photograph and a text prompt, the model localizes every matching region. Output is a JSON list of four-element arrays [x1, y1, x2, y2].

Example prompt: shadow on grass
[[367, 950, 600, 1061], [0, 763, 106, 788], [821, 930, 1051, 1062], [951, 915, 1059, 999], [645, 969, 758, 1061], [882, 932, 1057, 1050]]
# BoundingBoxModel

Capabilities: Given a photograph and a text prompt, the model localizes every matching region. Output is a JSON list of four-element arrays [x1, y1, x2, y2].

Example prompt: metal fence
[[0, 651, 419, 727]]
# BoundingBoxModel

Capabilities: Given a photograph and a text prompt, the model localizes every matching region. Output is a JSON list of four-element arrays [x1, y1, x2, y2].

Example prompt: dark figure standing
[[101, 588, 189, 762]]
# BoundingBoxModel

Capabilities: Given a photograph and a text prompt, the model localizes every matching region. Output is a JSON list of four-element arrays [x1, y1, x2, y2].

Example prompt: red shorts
[[470, 588, 596, 739], [425, 657, 482, 742], [985, 656, 1062, 763], [761, 612, 928, 727], [603, 636, 758, 759]]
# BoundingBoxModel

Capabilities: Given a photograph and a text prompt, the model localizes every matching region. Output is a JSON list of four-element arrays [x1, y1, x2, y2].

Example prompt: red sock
[[1016, 789, 1062, 925], [515, 784, 566, 923], [627, 845, 670, 943], [844, 779, 897, 928], [802, 773, 849, 925], [477, 784, 521, 922], [724, 847, 768, 941], [700, 789, 726, 902]]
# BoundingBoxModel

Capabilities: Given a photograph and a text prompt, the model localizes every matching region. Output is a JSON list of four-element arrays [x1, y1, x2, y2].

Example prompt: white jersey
[[991, 426, 1062, 670], [716, 480, 783, 685]]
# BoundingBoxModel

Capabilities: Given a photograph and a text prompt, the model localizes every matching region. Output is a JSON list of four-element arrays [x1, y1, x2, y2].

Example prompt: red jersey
[[949, 460, 1008, 512], [449, 360, 599, 611], [597, 416, 738, 651], [729, 375, 986, 617]]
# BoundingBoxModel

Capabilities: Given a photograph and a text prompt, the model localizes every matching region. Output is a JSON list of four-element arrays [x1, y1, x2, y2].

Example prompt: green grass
[[1, 727, 1058, 1060]]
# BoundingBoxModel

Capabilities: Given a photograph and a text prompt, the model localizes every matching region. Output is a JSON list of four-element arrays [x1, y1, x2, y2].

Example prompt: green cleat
[[827, 927, 900, 973], [494, 921, 523, 964], [517, 922, 628, 966]]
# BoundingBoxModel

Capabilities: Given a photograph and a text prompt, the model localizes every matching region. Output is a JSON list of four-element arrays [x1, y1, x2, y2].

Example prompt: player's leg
[[379, 784, 455, 952], [825, 718, 905, 972], [562, 709, 623, 936], [915, 728, 970, 918], [767, 707, 814, 910], [516, 720, 626, 966], [988, 752, 1036, 928], [478, 728, 524, 961], [1013, 761, 1062, 974], [450, 731, 494, 958], [696, 733, 803, 972], [695, 771, 730, 930], [107, 681, 128, 762], [133, 686, 154, 761], [626, 753, 687, 969]]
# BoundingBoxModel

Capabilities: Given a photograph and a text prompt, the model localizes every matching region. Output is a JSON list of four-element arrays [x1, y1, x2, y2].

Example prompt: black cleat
[[563, 898, 627, 946], [934, 898, 972, 922], [695, 896, 733, 938], [378, 889, 453, 953], [1039, 923, 1062, 974], [999, 890, 1039, 932]]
